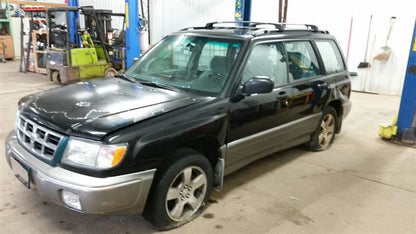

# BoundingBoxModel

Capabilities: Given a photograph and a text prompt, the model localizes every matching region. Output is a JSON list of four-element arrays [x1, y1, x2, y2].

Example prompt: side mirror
[[242, 76, 274, 95]]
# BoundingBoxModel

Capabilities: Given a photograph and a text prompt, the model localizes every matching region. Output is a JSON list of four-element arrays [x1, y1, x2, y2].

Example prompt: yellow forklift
[[46, 6, 118, 84]]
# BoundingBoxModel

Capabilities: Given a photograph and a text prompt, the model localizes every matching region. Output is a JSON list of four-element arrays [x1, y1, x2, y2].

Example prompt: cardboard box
[[0, 35, 15, 59]]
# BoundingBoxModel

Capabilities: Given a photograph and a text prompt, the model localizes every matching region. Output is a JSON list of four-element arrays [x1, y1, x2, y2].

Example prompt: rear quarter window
[[315, 40, 346, 74]]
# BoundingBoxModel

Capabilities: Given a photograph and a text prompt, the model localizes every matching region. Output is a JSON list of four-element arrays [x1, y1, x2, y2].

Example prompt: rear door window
[[315, 40, 346, 74], [285, 41, 321, 80]]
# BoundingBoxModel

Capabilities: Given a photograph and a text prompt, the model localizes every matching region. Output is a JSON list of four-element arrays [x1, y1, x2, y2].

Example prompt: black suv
[[5, 22, 351, 230]]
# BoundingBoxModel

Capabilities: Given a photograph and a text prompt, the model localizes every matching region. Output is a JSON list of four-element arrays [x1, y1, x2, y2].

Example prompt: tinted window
[[242, 42, 288, 87], [285, 41, 321, 80], [316, 40, 345, 74]]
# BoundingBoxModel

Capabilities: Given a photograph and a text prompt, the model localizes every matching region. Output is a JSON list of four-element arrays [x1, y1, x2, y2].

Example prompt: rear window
[[285, 41, 321, 80], [315, 40, 345, 74]]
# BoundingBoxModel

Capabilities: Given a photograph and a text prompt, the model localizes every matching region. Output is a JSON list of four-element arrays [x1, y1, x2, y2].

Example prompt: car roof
[[172, 21, 336, 41]]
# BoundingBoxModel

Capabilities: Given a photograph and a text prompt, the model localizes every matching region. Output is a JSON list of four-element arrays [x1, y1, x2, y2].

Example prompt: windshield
[[125, 35, 243, 96]]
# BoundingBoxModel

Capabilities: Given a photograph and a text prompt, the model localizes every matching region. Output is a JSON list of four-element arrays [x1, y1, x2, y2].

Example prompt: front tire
[[143, 149, 213, 230], [307, 106, 338, 151], [104, 67, 118, 77], [51, 71, 61, 84]]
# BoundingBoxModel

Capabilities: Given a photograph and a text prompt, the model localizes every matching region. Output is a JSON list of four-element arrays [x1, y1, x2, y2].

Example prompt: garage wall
[[149, 0, 234, 45], [251, 0, 279, 23], [79, 0, 234, 45], [79, 0, 126, 30], [79, 0, 125, 14], [252, 0, 416, 95]]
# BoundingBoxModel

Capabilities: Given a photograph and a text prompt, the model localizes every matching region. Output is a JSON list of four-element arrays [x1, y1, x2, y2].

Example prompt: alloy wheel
[[318, 113, 335, 149], [165, 166, 207, 221]]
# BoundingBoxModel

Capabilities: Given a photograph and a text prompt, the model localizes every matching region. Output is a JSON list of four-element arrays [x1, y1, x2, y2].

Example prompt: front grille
[[16, 115, 65, 161]]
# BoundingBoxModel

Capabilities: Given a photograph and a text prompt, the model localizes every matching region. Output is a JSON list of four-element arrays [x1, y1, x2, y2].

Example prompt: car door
[[284, 40, 331, 139], [226, 41, 294, 172]]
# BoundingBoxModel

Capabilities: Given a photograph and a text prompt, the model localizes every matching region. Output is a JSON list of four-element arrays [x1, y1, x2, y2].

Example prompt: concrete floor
[[0, 61, 415, 234]]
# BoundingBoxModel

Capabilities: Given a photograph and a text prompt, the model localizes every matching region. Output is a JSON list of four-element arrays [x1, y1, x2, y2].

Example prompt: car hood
[[19, 78, 206, 139]]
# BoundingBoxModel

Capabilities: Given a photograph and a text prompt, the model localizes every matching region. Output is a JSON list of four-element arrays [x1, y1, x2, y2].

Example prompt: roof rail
[[181, 21, 324, 34], [280, 23, 319, 31], [205, 21, 284, 30]]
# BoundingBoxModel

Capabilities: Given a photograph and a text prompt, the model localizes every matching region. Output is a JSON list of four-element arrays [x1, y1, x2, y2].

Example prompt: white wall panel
[[254, 0, 415, 96], [79, 0, 126, 30], [149, 0, 234, 44], [251, 0, 279, 23], [79, 0, 125, 14]]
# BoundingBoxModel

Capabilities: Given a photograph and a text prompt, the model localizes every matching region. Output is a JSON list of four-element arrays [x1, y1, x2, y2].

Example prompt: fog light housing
[[62, 190, 82, 210]]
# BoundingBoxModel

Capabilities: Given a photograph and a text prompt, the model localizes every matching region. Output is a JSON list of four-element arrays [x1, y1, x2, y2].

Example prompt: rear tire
[[143, 149, 213, 230], [306, 106, 338, 152]]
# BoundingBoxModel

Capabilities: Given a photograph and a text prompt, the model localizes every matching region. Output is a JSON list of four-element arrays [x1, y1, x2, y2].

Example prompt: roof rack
[[205, 21, 285, 30], [181, 21, 326, 35]]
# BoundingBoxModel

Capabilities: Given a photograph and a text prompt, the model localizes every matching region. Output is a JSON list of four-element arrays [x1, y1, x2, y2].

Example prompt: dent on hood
[[29, 96, 111, 120]]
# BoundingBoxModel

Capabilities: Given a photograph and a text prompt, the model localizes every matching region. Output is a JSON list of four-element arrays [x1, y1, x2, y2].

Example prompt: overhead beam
[[1, 0, 66, 7]]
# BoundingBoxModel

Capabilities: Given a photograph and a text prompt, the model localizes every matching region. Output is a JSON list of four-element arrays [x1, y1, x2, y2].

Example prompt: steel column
[[397, 19, 416, 142], [67, 0, 80, 45], [235, 0, 251, 22], [125, 0, 141, 68]]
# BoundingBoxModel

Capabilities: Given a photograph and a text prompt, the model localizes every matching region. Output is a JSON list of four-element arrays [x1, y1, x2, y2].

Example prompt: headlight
[[62, 138, 127, 169]]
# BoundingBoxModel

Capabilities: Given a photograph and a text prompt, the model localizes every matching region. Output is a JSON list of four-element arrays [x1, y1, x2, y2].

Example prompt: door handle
[[277, 91, 288, 98], [277, 91, 289, 106], [317, 83, 328, 90]]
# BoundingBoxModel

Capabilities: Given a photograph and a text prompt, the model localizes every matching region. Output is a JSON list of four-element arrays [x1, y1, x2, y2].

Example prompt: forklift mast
[[83, 8, 112, 42]]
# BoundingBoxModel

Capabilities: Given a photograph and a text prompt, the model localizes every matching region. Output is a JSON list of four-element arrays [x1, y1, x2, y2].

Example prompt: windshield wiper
[[139, 81, 182, 92], [115, 73, 137, 83]]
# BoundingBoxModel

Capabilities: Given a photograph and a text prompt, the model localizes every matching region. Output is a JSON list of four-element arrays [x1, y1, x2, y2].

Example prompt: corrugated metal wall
[[79, 0, 234, 45], [79, 0, 125, 14], [149, 0, 234, 45], [79, 0, 126, 29]]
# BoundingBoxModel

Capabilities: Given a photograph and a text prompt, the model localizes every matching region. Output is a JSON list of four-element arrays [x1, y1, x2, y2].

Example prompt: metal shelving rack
[[0, 0, 12, 33], [21, 6, 48, 74], [0, 0, 13, 60], [12, 1, 66, 73]]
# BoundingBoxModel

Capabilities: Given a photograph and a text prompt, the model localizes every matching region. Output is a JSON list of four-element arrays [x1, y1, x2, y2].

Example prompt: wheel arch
[[180, 136, 222, 169], [327, 99, 343, 133], [147, 136, 223, 195]]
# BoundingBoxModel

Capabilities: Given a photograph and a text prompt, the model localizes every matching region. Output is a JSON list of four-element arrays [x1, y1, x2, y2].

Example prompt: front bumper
[[5, 131, 155, 215]]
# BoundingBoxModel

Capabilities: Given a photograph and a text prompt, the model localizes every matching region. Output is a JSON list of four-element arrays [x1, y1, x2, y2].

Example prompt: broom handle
[[346, 16, 353, 62], [385, 16, 396, 47], [364, 15, 372, 62]]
